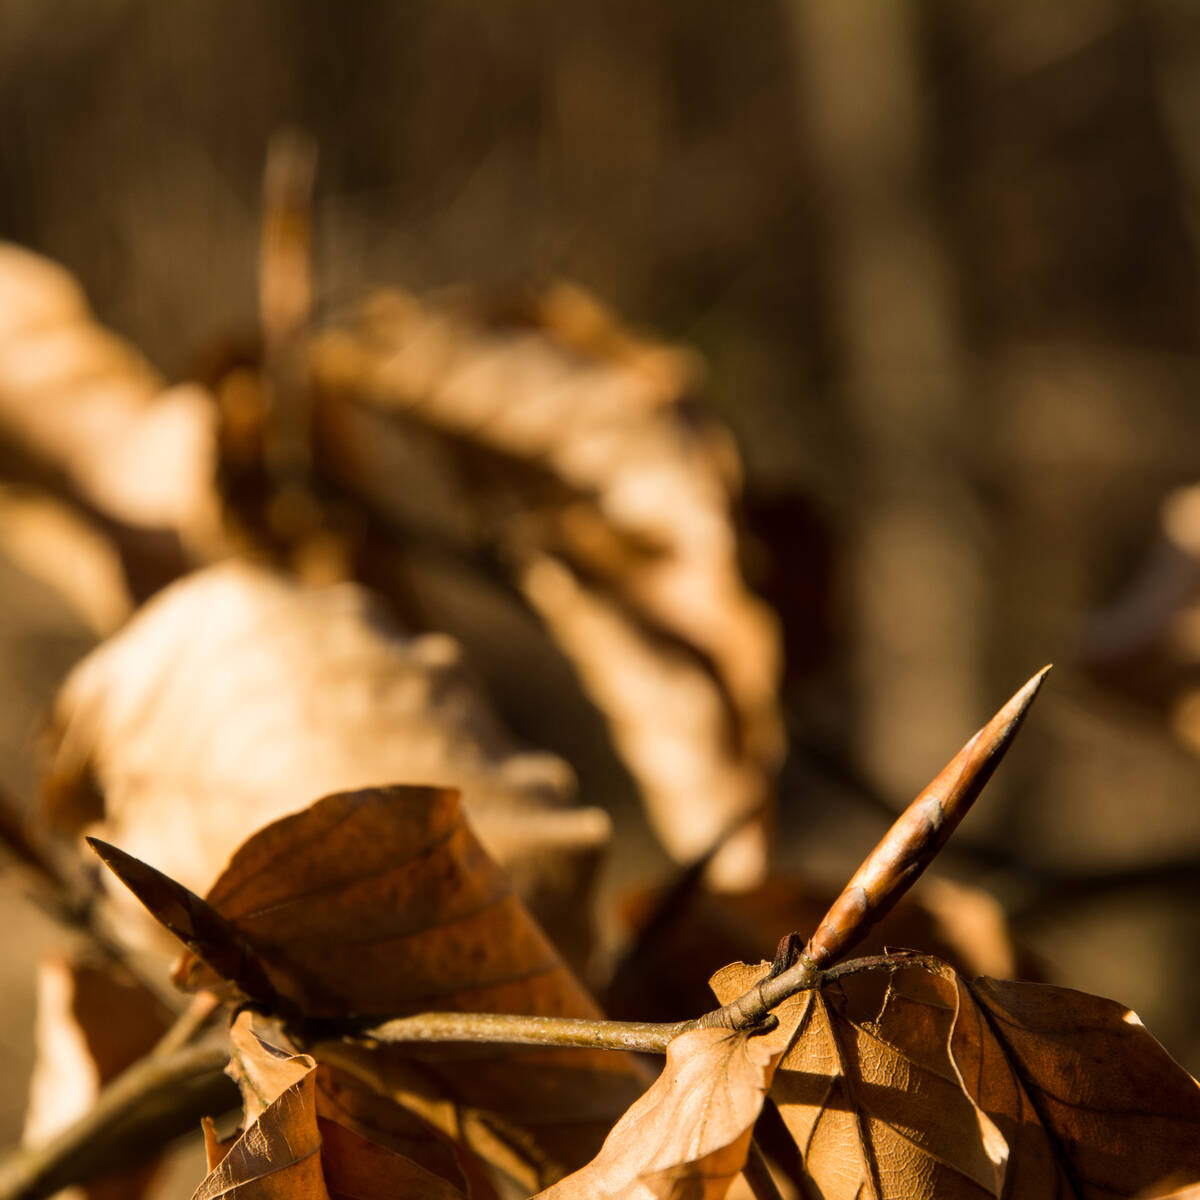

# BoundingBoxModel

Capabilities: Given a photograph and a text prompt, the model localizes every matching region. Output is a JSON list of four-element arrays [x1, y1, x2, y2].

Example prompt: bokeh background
[[3, 0, 1200, 1179]]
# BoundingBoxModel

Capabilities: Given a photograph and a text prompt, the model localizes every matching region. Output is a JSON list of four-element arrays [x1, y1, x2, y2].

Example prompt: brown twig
[[347, 1011, 692, 1055], [341, 952, 943, 1055], [0, 953, 950, 1200]]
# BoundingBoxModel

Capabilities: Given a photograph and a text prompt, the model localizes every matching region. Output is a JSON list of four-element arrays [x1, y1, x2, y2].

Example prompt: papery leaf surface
[[172, 786, 646, 1190], [46, 562, 607, 961], [534, 962, 804, 1200], [743, 958, 1200, 1198], [309, 284, 782, 887], [196, 1012, 475, 1200]]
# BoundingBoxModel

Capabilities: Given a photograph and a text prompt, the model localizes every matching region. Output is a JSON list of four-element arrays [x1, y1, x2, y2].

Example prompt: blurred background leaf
[[2, 4, 1200, 1195]]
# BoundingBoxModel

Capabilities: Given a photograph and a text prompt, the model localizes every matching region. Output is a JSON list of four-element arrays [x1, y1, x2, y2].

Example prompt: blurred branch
[[0, 786, 183, 1012], [1010, 857, 1200, 925], [0, 1005, 233, 1200]]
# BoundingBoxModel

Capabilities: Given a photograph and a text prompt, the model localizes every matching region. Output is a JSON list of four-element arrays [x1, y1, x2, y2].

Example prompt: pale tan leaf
[[23, 954, 173, 1200], [44, 561, 608, 961], [762, 959, 1200, 1198], [191, 1064, 329, 1200], [521, 554, 768, 879], [0, 242, 222, 554], [308, 283, 782, 887], [170, 785, 646, 1190], [0, 486, 132, 636], [201, 1118, 238, 1173], [915, 878, 1018, 981], [535, 963, 805, 1200], [206, 1013, 474, 1200], [226, 1012, 314, 1130], [771, 964, 1007, 1199]]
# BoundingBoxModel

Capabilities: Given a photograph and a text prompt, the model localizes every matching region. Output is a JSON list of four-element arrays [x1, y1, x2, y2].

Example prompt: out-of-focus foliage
[[2, 0, 1200, 1189]]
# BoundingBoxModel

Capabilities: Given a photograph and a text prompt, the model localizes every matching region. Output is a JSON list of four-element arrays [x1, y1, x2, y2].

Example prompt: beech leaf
[[0, 241, 222, 552], [193, 1051, 328, 1200], [202, 1013, 474, 1200], [535, 962, 806, 1200], [95, 784, 646, 1190], [964, 977, 1200, 1198], [45, 561, 608, 962], [86, 837, 286, 1013], [758, 958, 1200, 1198], [308, 283, 783, 886], [190, 785, 646, 1187]]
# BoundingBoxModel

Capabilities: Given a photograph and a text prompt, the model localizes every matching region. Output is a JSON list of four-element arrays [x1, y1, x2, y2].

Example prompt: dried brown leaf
[[45, 562, 608, 961], [521, 554, 770, 881], [313, 1066, 498, 1200], [964, 977, 1200, 1198], [308, 284, 782, 886], [761, 958, 1200, 1198], [193, 1037, 328, 1200], [535, 962, 805, 1200], [155, 785, 647, 1189], [0, 242, 222, 554], [197, 1012, 474, 1200]]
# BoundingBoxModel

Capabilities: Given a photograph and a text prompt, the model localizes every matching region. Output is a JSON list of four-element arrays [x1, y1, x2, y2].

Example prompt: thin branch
[[0, 951, 960, 1200], [0, 994, 229, 1200], [350, 1011, 693, 1055], [691, 951, 949, 1034], [354, 674, 1050, 1047], [334, 952, 945, 1056], [40, 670, 1046, 1200], [0, 1037, 235, 1200]]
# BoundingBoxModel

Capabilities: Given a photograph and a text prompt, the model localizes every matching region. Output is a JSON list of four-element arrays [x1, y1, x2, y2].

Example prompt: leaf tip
[[85, 835, 124, 869]]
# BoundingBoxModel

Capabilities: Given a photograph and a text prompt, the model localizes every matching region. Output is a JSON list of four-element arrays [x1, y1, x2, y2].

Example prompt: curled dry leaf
[[760, 957, 1200, 1198], [535, 962, 805, 1200], [520, 553, 771, 884], [200, 1012, 476, 1200], [23, 954, 173, 1200], [0, 242, 222, 555], [308, 282, 782, 886], [101, 785, 646, 1190], [194, 1014, 327, 1200], [44, 561, 608, 962]]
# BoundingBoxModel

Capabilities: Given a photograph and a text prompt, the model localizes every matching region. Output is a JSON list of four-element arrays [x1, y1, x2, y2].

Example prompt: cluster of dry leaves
[[0, 227, 1198, 1200]]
